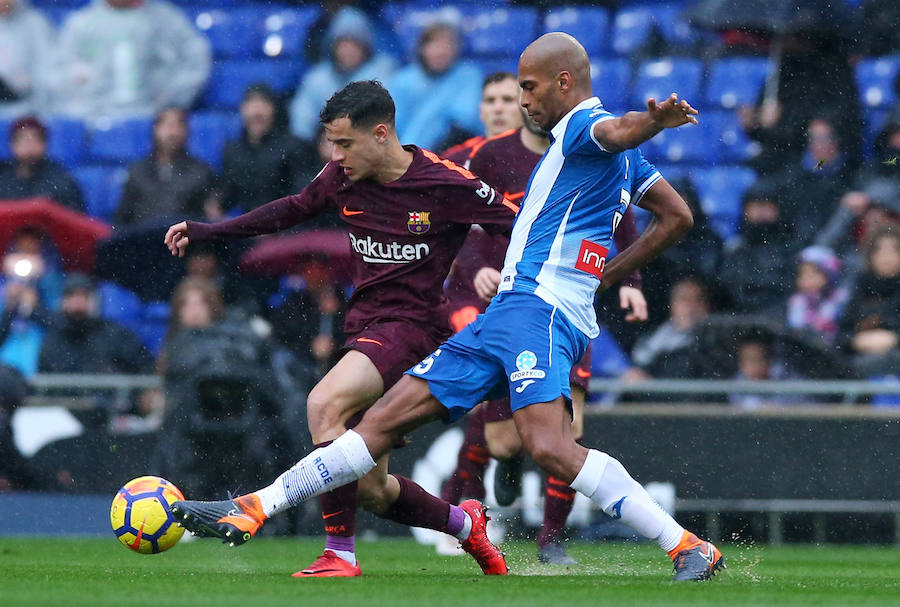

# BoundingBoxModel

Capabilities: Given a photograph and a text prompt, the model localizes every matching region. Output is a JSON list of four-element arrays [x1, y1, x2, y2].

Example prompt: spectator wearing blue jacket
[[388, 21, 482, 151], [288, 7, 395, 141]]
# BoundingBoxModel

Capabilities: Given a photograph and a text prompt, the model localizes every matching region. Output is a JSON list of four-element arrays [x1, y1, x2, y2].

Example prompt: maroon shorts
[[482, 345, 592, 423], [343, 319, 452, 391]]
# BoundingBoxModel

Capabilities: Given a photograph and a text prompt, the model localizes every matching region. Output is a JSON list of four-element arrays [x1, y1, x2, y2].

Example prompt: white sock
[[570, 449, 684, 552], [329, 549, 357, 566], [255, 430, 376, 517], [453, 513, 473, 541]]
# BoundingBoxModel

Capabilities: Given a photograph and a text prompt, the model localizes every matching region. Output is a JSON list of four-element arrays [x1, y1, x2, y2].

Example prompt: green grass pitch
[[1, 537, 898, 607]]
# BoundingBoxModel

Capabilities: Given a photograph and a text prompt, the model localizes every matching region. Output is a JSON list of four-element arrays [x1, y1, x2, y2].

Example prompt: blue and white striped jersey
[[496, 97, 662, 338]]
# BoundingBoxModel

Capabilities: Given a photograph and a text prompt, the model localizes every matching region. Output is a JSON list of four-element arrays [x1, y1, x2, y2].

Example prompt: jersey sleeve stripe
[[501, 197, 520, 213], [633, 171, 662, 207], [467, 128, 519, 159], [422, 148, 479, 180], [588, 115, 616, 153]]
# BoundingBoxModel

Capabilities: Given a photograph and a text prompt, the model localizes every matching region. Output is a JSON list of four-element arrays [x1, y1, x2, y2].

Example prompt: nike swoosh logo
[[225, 508, 258, 524], [342, 206, 364, 216], [128, 516, 147, 550], [575, 368, 591, 378], [357, 337, 383, 346], [699, 544, 715, 564], [322, 510, 344, 520], [301, 569, 341, 574]]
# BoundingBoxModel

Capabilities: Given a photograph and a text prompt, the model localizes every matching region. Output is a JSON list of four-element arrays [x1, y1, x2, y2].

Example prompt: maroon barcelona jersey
[[186, 146, 518, 334], [444, 128, 642, 317]]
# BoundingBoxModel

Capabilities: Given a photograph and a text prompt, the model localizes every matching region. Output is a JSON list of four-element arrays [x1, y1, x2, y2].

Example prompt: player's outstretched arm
[[592, 93, 698, 154], [599, 178, 692, 291], [162, 188, 325, 259]]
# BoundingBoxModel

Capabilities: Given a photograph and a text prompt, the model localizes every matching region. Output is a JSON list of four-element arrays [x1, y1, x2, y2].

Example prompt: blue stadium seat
[[690, 166, 757, 240], [705, 57, 771, 109], [612, 3, 698, 55], [631, 58, 703, 108], [137, 301, 171, 356], [652, 163, 689, 181], [863, 107, 891, 160], [855, 56, 900, 109], [472, 58, 518, 79], [639, 122, 718, 165], [40, 6, 77, 26], [188, 111, 242, 171], [649, 4, 699, 48], [191, 8, 261, 59], [464, 8, 539, 58], [259, 6, 321, 58], [45, 117, 87, 168], [612, 5, 654, 55], [591, 58, 631, 112], [98, 281, 143, 333], [71, 165, 128, 221], [0, 118, 11, 161], [89, 118, 152, 164], [543, 6, 610, 58], [202, 59, 303, 109], [704, 110, 760, 163]]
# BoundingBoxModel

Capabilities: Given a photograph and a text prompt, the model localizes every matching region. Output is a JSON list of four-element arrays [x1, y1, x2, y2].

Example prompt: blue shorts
[[405, 292, 589, 422]]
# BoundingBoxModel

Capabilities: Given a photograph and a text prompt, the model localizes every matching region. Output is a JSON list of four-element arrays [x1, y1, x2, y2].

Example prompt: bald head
[[517, 33, 593, 131], [520, 33, 592, 92]]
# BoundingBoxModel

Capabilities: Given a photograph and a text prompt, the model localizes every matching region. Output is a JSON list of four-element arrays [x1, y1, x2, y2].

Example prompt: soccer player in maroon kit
[[442, 72, 523, 165], [163, 81, 513, 577], [440, 109, 648, 564]]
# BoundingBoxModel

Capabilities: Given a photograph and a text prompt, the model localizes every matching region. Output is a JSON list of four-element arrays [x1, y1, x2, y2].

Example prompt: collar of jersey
[[549, 97, 602, 143]]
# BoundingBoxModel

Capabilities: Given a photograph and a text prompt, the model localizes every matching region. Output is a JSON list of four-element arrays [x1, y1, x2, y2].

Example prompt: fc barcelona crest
[[407, 211, 431, 234]]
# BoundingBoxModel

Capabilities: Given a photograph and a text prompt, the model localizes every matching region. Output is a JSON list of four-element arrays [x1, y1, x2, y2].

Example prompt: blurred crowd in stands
[[1, 0, 900, 493]]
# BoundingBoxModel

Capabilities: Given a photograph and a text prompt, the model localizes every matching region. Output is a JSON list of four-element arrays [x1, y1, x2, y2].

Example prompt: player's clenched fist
[[164, 221, 190, 258], [648, 93, 699, 128], [474, 267, 502, 303]]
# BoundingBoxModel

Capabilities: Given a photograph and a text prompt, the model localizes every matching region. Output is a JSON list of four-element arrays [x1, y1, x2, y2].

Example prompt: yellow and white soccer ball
[[110, 476, 185, 554]]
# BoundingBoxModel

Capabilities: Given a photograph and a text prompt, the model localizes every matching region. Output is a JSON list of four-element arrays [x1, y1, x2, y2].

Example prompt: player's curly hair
[[320, 80, 395, 129]]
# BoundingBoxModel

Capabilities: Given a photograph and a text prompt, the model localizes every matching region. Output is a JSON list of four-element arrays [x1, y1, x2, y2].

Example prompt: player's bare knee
[[307, 384, 360, 438], [486, 427, 522, 459], [521, 433, 567, 479], [357, 476, 392, 515]]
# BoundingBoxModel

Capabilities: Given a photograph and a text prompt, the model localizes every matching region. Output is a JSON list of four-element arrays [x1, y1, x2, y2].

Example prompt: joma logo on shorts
[[349, 232, 430, 264]]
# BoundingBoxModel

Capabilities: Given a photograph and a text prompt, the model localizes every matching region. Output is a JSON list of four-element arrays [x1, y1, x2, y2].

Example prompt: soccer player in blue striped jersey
[[174, 33, 724, 581]]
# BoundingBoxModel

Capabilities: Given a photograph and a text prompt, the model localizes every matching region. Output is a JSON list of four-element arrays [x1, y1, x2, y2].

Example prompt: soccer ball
[[110, 476, 185, 554]]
